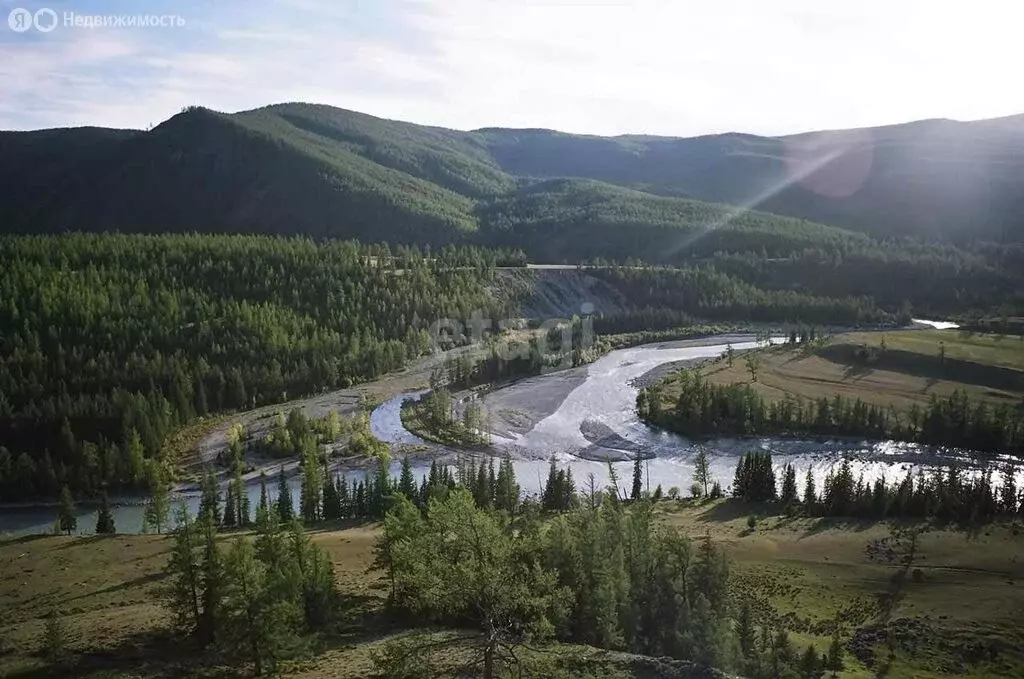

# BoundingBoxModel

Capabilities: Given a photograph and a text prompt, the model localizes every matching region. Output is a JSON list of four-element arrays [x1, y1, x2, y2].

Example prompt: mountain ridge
[[2, 101, 1024, 250]]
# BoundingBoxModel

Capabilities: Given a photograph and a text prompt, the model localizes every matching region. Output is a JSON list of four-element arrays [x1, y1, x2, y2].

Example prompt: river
[[4, 327, 1019, 536]]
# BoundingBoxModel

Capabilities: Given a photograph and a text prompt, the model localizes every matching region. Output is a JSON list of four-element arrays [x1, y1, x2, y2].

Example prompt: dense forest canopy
[[0, 232, 1020, 503], [0, 235, 517, 501]]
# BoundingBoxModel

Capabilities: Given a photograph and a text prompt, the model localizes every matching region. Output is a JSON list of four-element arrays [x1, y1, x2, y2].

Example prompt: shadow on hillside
[[842, 361, 874, 380], [694, 500, 754, 523], [64, 572, 166, 603], [799, 516, 878, 538], [0, 533, 49, 547], [818, 344, 1023, 394], [8, 629, 203, 679], [53, 535, 110, 551]]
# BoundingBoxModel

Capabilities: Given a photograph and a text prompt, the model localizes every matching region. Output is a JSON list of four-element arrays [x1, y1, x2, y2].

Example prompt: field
[[2, 503, 1022, 678], [657, 330, 1024, 412]]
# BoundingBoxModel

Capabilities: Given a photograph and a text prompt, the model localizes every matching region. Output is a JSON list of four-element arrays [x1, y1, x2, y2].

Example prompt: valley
[[1, 105, 1023, 679]]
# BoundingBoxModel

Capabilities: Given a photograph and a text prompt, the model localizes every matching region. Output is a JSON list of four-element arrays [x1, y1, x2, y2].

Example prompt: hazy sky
[[2, 0, 1023, 136]]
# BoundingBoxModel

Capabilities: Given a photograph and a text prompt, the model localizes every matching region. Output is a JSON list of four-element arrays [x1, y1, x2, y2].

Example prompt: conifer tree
[[321, 469, 340, 521], [803, 468, 818, 509], [42, 611, 70, 661], [223, 482, 237, 528], [800, 643, 821, 679], [288, 521, 338, 628], [256, 470, 270, 524], [780, 463, 799, 505], [234, 467, 249, 526], [57, 485, 76, 536], [736, 600, 756, 661], [494, 456, 520, 514], [337, 473, 350, 517], [166, 505, 202, 635], [398, 455, 417, 502], [375, 489, 566, 678], [198, 469, 221, 525], [95, 492, 116, 534], [631, 454, 643, 500], [693, 449, 712, 498], [143, 465, 170, 534], [220, 538, 281, 676], [827, 625, 844, 675], [197, 515, 223, 646], [276, 467, 294, 523], [299, 438, 321, 523]]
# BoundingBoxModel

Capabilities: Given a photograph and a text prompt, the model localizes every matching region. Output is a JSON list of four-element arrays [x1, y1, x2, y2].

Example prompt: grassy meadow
[[655, 330, 1024, 413], [2, 501, 1022, 678]]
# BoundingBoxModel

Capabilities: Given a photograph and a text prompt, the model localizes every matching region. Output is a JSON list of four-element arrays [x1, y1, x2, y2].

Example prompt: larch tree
[[95, 492, 115, 534], [57, 485, 76, 536], [693, 449, 712, 498]]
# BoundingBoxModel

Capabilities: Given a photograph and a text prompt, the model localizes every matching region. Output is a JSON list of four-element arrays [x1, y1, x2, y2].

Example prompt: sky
[[2, 0, 1024, 136]]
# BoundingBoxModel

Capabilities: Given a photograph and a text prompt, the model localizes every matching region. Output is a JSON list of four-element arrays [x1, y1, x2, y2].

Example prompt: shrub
[[746, 515, 757, 530], [41, 612, 68, 661]]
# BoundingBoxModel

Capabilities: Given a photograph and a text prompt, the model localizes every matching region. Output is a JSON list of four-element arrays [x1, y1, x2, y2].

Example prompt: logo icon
[[34, 8, 57, 32], [7, 7, 58, 32], [8, 7, 32, 32]]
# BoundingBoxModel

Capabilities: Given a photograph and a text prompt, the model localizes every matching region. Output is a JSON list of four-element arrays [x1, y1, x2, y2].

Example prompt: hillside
[[478, 115, 1024, 243], [3, 504, 1021, 678], [0, 106, 479, 242], [3, 103, 1024, 317], [4, 104, 1024, 247]]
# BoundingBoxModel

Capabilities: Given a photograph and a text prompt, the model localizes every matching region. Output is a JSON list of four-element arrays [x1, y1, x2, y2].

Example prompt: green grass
[[656, 500, 1024, 679], [2, 502, 1021, 678], [657, 330, 1024, 413], [859, 329, 1024, 371]]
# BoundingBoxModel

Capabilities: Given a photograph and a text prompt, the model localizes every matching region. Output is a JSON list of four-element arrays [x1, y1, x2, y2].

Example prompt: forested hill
[[478, 115, 1024, 243], [3, 103, 1024, 248]]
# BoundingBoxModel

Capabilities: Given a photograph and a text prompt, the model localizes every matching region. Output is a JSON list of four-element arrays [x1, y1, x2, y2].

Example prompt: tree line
[[373, 468, 846, 678], [730, 451, 1021, 523], [590, 265, 903, 327], [53, 446, 877, 677], [639, 370, 1024, 455], [164, 505, 339, 675]]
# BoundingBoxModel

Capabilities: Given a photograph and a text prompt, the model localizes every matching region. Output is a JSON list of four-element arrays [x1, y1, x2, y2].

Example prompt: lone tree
[[143, 466, 170, 534], [95, 492, 116, 534], [745, 353, 762, 382], [693, 449, 712, 498], [631, 454, 644, 500], [57, 485, 76, 536], [375, 489, 567, 678], [42, 611, 70, 661], [827, 624, 844, 676]]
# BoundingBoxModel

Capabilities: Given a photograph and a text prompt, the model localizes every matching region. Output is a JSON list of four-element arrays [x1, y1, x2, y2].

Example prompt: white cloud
[[2, 0, 1023, 135]]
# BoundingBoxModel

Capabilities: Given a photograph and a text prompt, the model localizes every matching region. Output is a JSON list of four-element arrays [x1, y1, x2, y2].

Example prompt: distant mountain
[[2, 102, 1024, 251], [478, 115, 1024, 243]]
